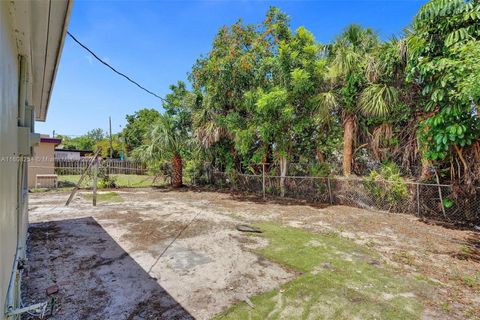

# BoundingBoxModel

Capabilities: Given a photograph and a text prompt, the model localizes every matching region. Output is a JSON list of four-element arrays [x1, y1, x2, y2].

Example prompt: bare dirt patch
[[23, 188, 479, 319], [23, 190, 293, 320]]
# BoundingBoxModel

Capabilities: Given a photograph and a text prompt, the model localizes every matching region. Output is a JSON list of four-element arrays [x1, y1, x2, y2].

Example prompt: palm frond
[[330, 46, 360, 77], [364, 54, 382, 83], [313, 91, 338, 124], [139, 114, 187, 161], [371, 123, 393, 161], [396, 38, 408, 65], [359, 84, 398, 117], [192, 98, 230, 148]]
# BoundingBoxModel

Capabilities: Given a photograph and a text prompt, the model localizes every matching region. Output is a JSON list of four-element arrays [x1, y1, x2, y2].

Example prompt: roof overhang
[[8, 0, 72, 121], [40, 137, 62, 145]]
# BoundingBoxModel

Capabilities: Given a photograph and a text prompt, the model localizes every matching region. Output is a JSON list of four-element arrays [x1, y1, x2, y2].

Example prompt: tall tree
[[57, 128, 105, 151], [249, 26, 325, 195], [324, 24, 379, 175], [136, 114, 191, 188], [123, 108, 161, 151], [163, 80, 198, 133], [407, 0, 480, 183], [189, 7, 289, 171], [85, 128, 105, 141]]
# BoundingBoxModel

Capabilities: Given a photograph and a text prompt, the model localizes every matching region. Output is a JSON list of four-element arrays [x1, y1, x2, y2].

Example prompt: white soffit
[[9, 0, 72, 121]]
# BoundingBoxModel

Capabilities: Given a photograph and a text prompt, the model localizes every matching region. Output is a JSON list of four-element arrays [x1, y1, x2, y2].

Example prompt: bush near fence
[[205, 171, 480, 226]]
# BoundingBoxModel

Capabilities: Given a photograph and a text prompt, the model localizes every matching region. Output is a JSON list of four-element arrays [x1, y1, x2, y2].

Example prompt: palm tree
[[139, 115, 189, 188], [322, 24, 384, 175]]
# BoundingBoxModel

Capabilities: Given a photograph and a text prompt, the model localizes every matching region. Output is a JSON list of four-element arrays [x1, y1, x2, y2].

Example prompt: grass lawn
[[216, 224, 430, 319], [57, 174, 168, 188], [83, 191, 123, 203]]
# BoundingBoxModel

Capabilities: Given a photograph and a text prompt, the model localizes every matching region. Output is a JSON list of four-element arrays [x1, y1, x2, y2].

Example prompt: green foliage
[[408, 0, 480, 165], [122, 108, 161, 151], [98, 162, 117, 188], [359, 84, 398, 117], [442, 198, 454, 209], [184, 159, 204, 183], [162, 80, 198, 134], [58, 128, 105, 151], [83, 192, 123, 203], [309, 162, 332, 177], [65, 2, 480, 186], [134, 114, 191, 163], [85, 128, 105, 141], [94, 137, 122, 158], [56, 129, 127, 159], [420, 112, 480, 160], [364, 162, 409, 206]]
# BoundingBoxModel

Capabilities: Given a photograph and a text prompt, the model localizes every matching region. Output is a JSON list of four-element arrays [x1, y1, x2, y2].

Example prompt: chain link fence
[[33, 159, 480, 226], [203, 170, 480, 226]]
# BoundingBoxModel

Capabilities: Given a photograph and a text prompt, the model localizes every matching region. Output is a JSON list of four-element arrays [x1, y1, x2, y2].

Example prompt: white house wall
[[0, 2, 22, 318], [0, 1, 71, 318]]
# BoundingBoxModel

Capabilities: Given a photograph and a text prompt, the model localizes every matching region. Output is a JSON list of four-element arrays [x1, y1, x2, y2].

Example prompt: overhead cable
[[67, 31, 167, 103]]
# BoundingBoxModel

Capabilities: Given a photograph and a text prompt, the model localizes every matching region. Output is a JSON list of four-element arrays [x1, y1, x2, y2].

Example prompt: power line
[[67, 31, 168, 103]]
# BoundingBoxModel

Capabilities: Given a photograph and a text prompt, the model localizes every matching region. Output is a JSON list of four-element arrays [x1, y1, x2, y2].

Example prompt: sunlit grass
[[57, 174, 168, 188], [83, 191, 123, 203], [215, 223, 429, 320]]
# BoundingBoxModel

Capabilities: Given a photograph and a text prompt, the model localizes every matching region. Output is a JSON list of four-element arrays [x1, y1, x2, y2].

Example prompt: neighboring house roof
[[8, 0, 73, 121], [40, 138, 62, 145], [55, 149, 93, 152]]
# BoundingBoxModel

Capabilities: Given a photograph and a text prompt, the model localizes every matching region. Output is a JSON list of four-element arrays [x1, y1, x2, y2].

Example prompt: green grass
[[215, 223, 429, 320], [83, 191, 123, 203]]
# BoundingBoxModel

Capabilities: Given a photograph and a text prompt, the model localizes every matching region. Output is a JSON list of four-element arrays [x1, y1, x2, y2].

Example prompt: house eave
[[9, 0, 73, 121]]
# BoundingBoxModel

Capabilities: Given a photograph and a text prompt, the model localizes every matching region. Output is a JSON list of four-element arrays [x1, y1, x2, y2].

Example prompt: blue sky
[[37, 0, 426, 137]]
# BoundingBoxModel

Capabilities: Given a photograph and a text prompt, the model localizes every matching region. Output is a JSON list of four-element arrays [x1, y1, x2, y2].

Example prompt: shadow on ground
[[153, 184, 330, 209], [23, 217, 193, 320]]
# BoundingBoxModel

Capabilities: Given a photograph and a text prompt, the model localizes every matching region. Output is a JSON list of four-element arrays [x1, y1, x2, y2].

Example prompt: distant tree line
[[56, 128, 123, 159], [66, 1, 480, 191]]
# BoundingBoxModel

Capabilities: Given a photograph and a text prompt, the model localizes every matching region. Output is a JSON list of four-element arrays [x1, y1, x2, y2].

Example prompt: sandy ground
[[23, 188, 479, 319]]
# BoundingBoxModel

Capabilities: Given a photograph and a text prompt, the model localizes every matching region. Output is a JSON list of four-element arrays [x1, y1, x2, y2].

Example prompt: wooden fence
[[55, 159, 146, 175]]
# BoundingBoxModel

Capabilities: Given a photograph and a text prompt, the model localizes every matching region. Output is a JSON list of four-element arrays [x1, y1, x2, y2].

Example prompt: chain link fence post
[[262, 163, 266, 200], [92, 158, 98, 206], [416, 183, 420, 216], [327, 177, 333, 205]]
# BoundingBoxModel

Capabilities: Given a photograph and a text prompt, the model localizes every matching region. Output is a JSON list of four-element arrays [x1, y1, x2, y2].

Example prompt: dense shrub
[[364, 162, 409, 208]]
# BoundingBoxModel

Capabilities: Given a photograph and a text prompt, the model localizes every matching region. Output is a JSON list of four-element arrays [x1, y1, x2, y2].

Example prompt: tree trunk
[[279, 156, 288, 197], [419, 158, 431, 181], [316, 148, 325, 163], [171, 154, 183, 188], [342, 115, 354, 176]]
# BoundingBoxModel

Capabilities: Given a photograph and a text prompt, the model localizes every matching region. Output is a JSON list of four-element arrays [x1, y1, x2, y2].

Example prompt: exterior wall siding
[[0, 1, 22, 318], [1, 1, 70, 318]]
